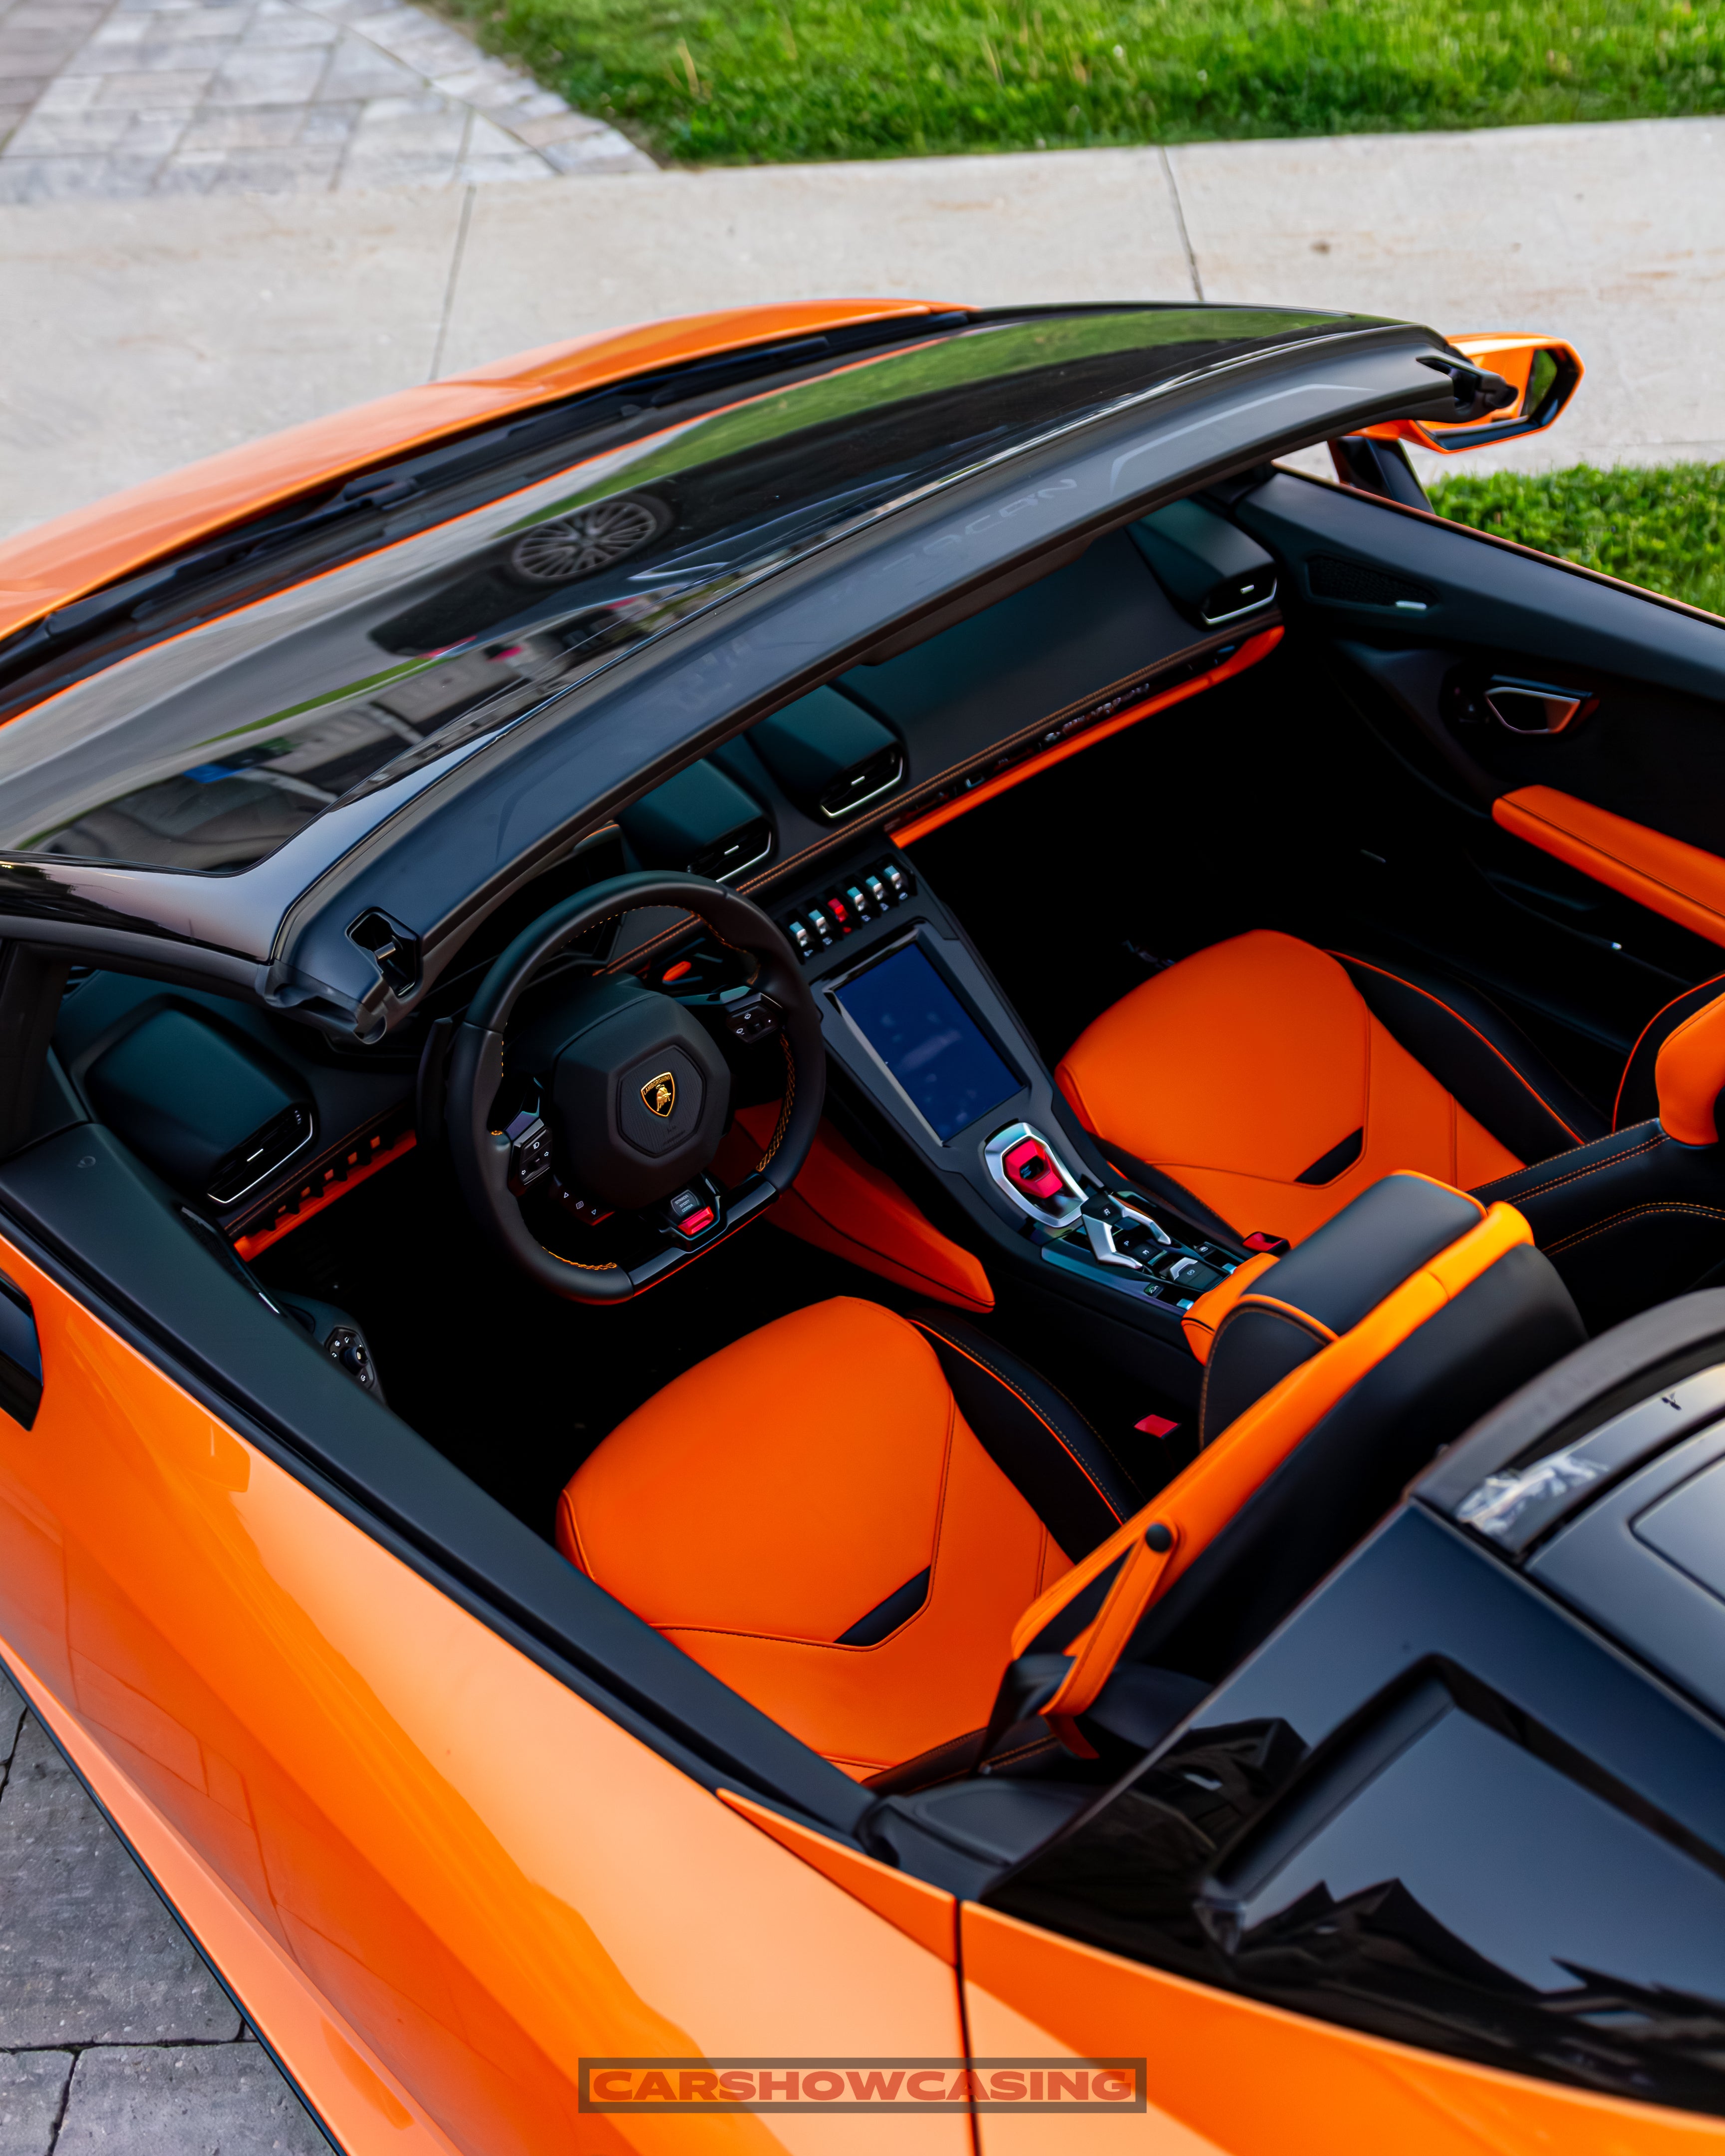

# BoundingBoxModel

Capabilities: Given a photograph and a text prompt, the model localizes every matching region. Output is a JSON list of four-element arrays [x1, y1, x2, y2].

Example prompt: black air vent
[[207, 1103, 314, 1206], [1307, 555, 1436, 610]]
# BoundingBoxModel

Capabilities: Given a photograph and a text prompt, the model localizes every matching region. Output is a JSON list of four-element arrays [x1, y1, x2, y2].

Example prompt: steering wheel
[[445, 871, 825, 1302]]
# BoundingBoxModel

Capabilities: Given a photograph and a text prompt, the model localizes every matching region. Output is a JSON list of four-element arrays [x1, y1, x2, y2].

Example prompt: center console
[[767, 840, 1244, 1394]]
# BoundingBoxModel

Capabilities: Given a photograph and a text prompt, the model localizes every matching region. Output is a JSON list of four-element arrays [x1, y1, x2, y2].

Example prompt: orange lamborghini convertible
[[6, 299, 1725, 2154]]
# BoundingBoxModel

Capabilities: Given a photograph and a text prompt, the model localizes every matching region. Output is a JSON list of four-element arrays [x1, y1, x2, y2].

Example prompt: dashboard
[[44, 496, 1279, 1389]]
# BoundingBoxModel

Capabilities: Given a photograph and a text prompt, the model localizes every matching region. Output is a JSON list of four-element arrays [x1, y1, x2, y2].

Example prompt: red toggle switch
[[1002, 1137, 1065, 1201], [674, 1205, 716, 1238]]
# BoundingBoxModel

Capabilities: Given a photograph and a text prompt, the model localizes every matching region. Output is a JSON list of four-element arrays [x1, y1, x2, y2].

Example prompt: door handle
[[0, 1270, 42, 1428], [1483, 678, 1594, 735]]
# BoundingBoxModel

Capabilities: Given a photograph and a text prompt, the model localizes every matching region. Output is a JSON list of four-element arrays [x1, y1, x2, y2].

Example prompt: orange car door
[[0, 1188, 971, 2156]]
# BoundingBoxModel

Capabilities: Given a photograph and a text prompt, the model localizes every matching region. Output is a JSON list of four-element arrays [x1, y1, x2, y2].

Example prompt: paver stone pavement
[[0, 1665, 335, 2153], [0, 0, 649, 201]]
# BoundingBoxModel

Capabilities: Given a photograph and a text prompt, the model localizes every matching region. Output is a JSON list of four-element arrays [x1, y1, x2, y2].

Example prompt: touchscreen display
[[837, 942, 1021, 1141]]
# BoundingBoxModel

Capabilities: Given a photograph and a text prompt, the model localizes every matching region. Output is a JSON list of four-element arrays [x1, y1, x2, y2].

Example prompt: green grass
[[1431, 462, 1725, 618], [445, 0, 1725, 164]]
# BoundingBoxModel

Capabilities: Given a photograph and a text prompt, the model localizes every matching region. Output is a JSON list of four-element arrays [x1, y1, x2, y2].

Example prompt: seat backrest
[[998, 1173, 1585, 1754]]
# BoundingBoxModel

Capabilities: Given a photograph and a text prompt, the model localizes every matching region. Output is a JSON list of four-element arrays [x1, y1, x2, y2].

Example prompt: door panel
[[1492, 786, 1725, 950], [962, 1903, 1725, 2155], [0, 1228, 969, 2155], [1223, 472, 1725, 1091]]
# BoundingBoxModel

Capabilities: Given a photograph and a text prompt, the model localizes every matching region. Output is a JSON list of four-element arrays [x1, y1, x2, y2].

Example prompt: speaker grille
[[1307, 554, 1436, 609]]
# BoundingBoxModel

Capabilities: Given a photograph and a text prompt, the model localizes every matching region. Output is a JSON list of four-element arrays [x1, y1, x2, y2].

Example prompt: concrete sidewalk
[[2, 113, 1724, 537]]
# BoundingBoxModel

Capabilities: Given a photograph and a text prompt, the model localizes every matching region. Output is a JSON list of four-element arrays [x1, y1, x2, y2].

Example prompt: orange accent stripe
[[1654, 991, 1725, 1146], [1614, 970, 1725, 1131], [232, 1127, 415, 1261], [889, 627, 1283, 847], [1016, 1199, 1532, 1724], [1179, 1249, 1279, 1364], [1494, 786, 1725, 951], [716, 1788, 957, 1964]]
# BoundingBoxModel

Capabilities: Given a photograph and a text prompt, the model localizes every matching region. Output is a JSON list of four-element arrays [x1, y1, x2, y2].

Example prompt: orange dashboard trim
[[1494, 785, 1725, 950], [232, 1126, 416, 1261], [889, 626, 1283, 847]]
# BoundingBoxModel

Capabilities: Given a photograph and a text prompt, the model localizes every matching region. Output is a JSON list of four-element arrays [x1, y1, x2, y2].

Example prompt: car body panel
[[963, 1902, 1725, 2154], [18, 290, 1725, 2151], [0, 1223, 968, 2155]]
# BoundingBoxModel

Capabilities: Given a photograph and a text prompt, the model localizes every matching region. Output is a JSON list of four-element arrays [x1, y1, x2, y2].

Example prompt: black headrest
[[1201, 1174, 1493, 1443]]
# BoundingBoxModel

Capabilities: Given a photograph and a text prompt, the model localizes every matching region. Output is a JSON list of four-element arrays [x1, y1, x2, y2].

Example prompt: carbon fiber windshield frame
[[0, 305, 1464, 1028]]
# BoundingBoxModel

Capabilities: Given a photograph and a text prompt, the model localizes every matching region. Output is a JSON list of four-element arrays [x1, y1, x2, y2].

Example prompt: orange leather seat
[[557, 1296, 1139, 1780], [560, 1179, 1585, 1783], [1057, 930, 1532, 1244]]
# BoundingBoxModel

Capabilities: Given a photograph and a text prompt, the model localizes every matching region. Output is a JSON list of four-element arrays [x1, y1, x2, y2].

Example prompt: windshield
[[0, 307, 1341, 876]]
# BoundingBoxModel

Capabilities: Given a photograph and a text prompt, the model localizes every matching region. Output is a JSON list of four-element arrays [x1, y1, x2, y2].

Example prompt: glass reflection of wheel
[[506, 495, 671, 583]]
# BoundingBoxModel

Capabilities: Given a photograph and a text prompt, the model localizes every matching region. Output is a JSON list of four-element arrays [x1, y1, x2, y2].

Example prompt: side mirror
[[1366, 334, 1584, 455]]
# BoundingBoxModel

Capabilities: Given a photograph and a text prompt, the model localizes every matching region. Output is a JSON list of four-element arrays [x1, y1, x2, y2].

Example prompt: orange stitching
[[912, 1321, 1132, 1518], [1545, 1202, 1725, 1257], [1337, 954, 1586, 1146], [1228, 1293, 1339, 1343], [757, 1037, 796, 1171], [1474, 1128, 1664, 1205]]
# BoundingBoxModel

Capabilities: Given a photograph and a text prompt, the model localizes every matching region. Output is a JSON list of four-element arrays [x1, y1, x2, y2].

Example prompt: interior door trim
[[1493, 785, 1725, 950]]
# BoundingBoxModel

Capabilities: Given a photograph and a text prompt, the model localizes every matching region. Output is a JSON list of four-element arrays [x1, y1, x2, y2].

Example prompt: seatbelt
[[987, 1200, 1533, 1758]]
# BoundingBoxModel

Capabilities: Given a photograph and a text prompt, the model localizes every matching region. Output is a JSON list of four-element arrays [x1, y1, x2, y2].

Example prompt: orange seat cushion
[[1056, 930, 1521, 1245], [557, 1298, 1070, 1780]]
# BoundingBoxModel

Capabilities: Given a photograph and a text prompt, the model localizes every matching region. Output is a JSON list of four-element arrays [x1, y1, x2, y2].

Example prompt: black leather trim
[[1336, 950, 1606, 1165], [1131, 1245, 1584, 1681], [1254, 1171, 1482, 1336], [910, 1310, 1142, 1560], [1474, 1120, 1725, 1331], [1197, 1172, 1486, 1442], [837, 1567, 931, 1646], [1614, 972, 1725, 1132], [1199, 1304, 1328, 1446], [1295, 1127, 1363, 1185]]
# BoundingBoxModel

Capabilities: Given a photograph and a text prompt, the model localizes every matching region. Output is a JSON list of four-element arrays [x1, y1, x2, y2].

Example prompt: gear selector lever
[[1080, 1191, 1171, 1270]]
